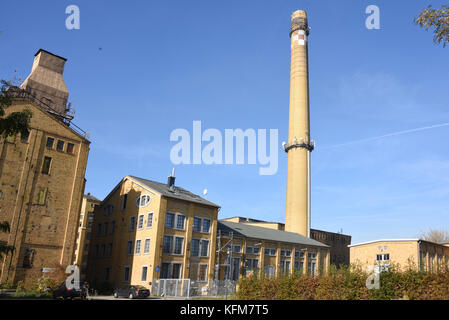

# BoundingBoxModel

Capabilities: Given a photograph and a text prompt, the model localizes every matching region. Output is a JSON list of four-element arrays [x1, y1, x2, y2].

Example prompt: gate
[[153, 279, 191, 298]]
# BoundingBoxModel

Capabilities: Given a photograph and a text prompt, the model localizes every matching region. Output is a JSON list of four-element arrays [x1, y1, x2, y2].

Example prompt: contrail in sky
[[321, 121, 449, 149]]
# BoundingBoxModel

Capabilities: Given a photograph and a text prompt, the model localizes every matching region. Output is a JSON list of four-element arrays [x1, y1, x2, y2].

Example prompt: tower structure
[[284, 10, 314, 237]]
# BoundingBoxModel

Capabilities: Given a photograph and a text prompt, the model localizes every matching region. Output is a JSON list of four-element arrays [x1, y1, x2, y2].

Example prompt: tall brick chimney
[[20, 49, 69, 116]]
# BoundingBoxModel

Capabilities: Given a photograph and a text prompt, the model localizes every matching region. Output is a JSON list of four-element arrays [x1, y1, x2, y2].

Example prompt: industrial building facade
[[216, 221, 330, 280], [73, 194, 101, 280], [223, 217, 350, 267], [0, 50, 90, 286], [349, 239, 449, 272], [86, 175, 219, 288], [86, 176, 332, 289]]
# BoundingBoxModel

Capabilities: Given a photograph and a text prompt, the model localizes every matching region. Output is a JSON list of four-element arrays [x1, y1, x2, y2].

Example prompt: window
[[294, 261, 304, 272], [163, 235, 184, 255], [200, 240, 209, 257], [198, 264, 208, 282], [129, 216, 136, 232], [202, 219, 211, 233], [193, 217, 211, 233], [107, 243, 112, 257], [264, 265, 275, 278], [104, 204, 114, 216], [46, 137, 54, 148], [37, 187, 48, 205], [136, 194, 151, 208], [97, 223, 102, 236], [161, 262, 182, 279], [245, 258, 259, 271], [110, 221, 115, 235], [67, 143, 75, 154], [141, 266, 148, 282], [100, 244, 106, 257], [94, 245, 99, 257], [308, 261, 316, 276], [163, 235, 173, 254], [42, 157, 52, 174], [135, 239, 141, 255], [295, 250, 305, 258], [126, 240, 133, 256], [21, 131, 30, 143], [146, 213, 153, 228], [232, 245, 241, 253], [308, 252, 316, 259], [377, 254, 390, 261], [144, 238, 150, 254], [280, 260, 291, 275], [176, 215, 185, 230], [138, 215, 144, 230], [56, 140, 64, 151], [265, 248, 276, 256], [124, 266, 130, 282], [246, 246, 254, 254], [165, 212, 175, 228], [281, 250, 291, 257], [193, 217, 201, 232], [122, 194, 128, 210], [174, 237, 184, 255], [103, 222, 109, 236], [191, 239, 200, 257]]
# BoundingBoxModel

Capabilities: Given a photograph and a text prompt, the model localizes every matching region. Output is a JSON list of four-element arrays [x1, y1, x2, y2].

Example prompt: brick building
[[86, 174, 219, 289], [73, 193, 100, 281], [222, 217, 351, 268], [0, 49, 90, 286]]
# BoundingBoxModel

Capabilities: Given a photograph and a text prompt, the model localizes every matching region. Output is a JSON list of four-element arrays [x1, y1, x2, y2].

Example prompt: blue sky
[[1, 0, 448, 244]]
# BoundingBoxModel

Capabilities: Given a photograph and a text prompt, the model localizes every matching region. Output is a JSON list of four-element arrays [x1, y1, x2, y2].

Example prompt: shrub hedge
[[236, 264, 449, 300]]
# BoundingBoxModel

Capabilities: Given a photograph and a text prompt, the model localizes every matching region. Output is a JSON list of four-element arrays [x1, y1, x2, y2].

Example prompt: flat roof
[[348, 239, 420, 247]]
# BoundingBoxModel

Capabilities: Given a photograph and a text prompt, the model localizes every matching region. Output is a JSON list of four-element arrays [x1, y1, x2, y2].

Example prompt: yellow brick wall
[[0, 99, 89, 286]]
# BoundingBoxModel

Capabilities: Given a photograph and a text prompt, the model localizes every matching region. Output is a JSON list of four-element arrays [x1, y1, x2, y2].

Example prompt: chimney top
[[34, 49, 67, 61], [20, 48, 70, 116], [167, 168, 176, 189]]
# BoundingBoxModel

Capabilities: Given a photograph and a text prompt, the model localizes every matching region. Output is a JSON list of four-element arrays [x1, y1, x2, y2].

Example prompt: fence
[[152, 279, 238, 298]]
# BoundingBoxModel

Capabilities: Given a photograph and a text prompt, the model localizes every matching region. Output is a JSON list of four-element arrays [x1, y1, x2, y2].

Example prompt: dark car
[[113, 285, 150, 299], [53, 281, 87, 300]]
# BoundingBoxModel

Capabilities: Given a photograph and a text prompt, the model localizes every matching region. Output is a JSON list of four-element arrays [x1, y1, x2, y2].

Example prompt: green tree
[[0, 222, 14, 259], [0, 80, 32, 137], [415, 5, 449, 47]]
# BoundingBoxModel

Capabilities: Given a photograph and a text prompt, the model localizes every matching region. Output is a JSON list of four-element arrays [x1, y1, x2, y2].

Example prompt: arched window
[[136, 194, 151, 208]]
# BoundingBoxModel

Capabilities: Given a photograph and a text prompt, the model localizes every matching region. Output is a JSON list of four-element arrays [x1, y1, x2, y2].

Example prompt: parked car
[[53, 281, 87, 300], [113, 285, 150, 299]]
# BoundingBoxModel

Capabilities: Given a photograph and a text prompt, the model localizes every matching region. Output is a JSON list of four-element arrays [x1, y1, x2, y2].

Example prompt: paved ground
[[89, 295, 187, 300]]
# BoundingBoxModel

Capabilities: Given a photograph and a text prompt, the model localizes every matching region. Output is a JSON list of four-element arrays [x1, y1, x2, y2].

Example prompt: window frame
[[42, 156, 52, 174], [136, 194, 151, 208], [56, 140, 64, 152]]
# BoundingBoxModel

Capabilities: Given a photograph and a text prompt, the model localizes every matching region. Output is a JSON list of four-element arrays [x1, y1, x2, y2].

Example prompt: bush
[[236, 264, 449, 300]]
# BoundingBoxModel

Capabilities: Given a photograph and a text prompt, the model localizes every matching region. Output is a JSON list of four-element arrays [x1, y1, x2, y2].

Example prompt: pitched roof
[[129, 175, 220, 208], [217, 221, 328, 247]]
